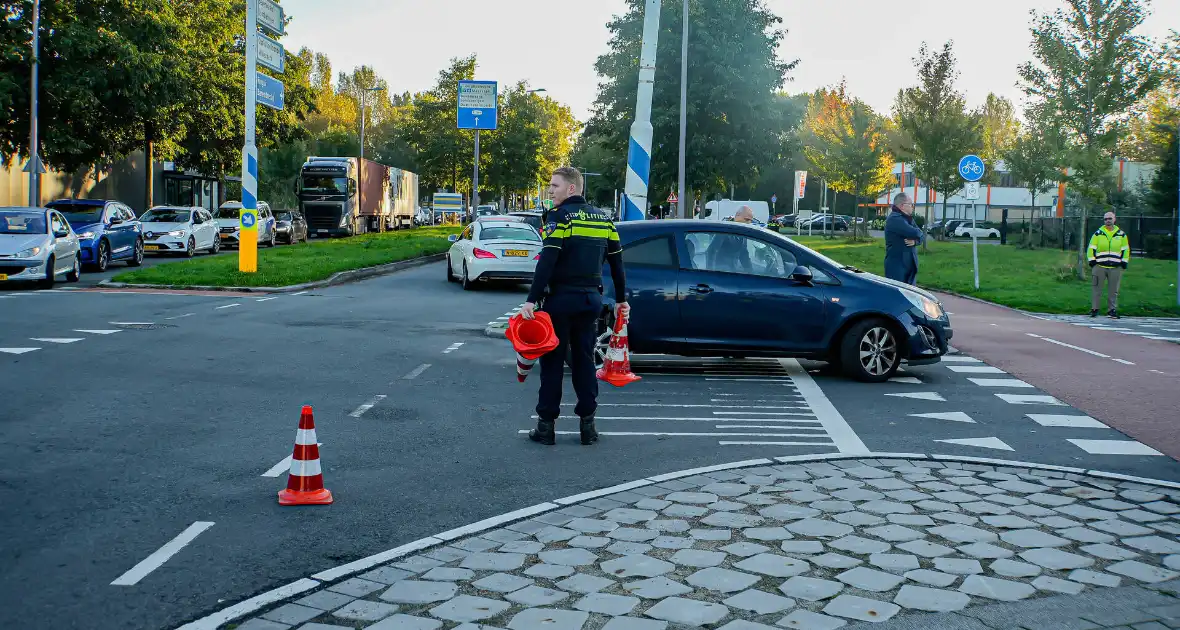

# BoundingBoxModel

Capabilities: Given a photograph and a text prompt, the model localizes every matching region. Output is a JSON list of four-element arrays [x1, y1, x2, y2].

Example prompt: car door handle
[[689, 284, 713, 294]]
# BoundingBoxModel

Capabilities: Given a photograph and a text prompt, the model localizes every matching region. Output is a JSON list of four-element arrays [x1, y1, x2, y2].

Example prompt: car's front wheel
[[67, 257, 81, 282], [210, 235, 221, 254], [127, 239, 144, 266], [840, 318, 900, 382], [95, 240, 111, 272], [41, 256, 55, 288], [185, 237, 196, 258]]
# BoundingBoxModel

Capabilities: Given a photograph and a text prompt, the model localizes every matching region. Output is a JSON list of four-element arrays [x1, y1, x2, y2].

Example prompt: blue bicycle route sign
[[958, 154, 985, 182]]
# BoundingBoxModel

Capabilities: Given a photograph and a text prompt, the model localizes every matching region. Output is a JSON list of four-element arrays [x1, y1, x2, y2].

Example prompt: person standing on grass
[[1088, 211, 1129, 319], [884, 192, 923, 285]]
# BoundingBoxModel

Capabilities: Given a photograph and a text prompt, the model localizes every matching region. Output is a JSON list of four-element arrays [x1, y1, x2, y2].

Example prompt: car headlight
[[167, 230, 185, 237], [15, 245, 42, 258], [902, 288, 944, 320], [77, 231, 96, 240]]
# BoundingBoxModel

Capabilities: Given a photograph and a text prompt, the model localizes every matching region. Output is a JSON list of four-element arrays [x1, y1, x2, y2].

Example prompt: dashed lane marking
[[215, 303, 242, 310], [1067, 439, 1164, 457], [884, 392, 946, 401], [1026, 414, 1108, 429], [110, 521, 215, 586], [165, 313, 195, 320], [967, 378, 1034, 388], [109, 321, 154, 326], [520, 430, 837, 439], [443, 342, 464, 354], [995, 393, 1065, 405], [348, 395, 387, 418], [30, 338, 83, 344], [291, 291, 309, 296], [401, 363, 432, 380], [256, 297, 278, 302], [74, 329, 120, 335], [0, 347, 40, 355], [935, 437, 1015, 451]]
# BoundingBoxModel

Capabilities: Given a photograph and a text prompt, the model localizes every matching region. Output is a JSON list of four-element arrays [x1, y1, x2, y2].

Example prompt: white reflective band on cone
[[608, 347, 627, 361], [288, 458, 322, 477], [516, 353, 536, 366], [295, 428, 317, 446]]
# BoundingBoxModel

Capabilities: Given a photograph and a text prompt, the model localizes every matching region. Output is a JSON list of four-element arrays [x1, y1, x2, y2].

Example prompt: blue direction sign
[[958, 154, 985, 182], [256, 72, 284, 110], [457, 80, 497, 130], [240, 210, 257, 229]]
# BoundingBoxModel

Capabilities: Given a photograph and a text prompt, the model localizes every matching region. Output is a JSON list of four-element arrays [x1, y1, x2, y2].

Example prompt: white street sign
[[257, 0, 284, 35], [963, 182, 980, 200], [794, 171, 808, 199], [256, 34, 285, 74]]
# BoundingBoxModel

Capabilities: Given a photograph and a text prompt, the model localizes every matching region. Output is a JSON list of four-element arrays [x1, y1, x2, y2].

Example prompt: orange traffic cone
[[597, 315, 642, 387], [278, 406, 333, 506], [507, 312, 559, 383]]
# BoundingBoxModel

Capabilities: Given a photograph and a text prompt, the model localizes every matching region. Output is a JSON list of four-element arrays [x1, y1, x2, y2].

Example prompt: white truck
[[701, 200, 770, 224]]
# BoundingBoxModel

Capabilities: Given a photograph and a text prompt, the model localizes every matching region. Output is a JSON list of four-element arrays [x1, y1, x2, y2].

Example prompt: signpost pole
[[240, 0, 259, 273], [472, 130, 481, 215], [623, 0, 662, 221], [958, 156, 985, 290], [972, 200, 980, 289], [26, 0, 43, 206]]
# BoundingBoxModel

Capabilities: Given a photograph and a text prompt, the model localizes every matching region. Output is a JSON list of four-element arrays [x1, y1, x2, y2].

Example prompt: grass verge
[[792, 235, 1180, 317], [112, 226, 460, 288]]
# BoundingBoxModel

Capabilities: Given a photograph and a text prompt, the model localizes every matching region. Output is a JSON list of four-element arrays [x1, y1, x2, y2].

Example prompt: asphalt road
[[2, 262, 1178, 630]]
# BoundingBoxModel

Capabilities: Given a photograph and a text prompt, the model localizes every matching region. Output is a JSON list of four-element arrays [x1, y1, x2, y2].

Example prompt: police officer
[[520, 167, 629, 446]]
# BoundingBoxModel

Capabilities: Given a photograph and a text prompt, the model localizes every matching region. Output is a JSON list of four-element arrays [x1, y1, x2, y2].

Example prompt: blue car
[[598, 220, 952, 382], [47, 199, 144, 271]]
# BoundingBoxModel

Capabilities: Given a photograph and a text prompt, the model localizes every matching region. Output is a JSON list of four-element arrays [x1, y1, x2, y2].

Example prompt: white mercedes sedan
[[446, 216, 542, 290]]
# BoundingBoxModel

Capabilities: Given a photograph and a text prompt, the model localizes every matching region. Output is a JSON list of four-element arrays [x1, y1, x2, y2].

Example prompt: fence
[[998, 214, 1178, 260]]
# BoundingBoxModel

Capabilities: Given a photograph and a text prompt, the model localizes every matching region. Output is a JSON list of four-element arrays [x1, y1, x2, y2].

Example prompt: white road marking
[[75, 329, 120, 335], [704, 377, 793, 382], [947, 365, 1006, 374], [349, 395, 387, 418], [1067, 439, 1163, 456], [940, 356, 983, 363], [0, 347, 40, 355], [599, 403, 810, 409], [256, 297, 278, 302], [1150, 369, 1168, 375], [781, 358, 868, 454], [1026, 332, 1110, 357], [534, 415, 822, 423], [165, 313, 195, 320], [262, 443, 323, 477], [1111, 358, 1135, 365], [884, 392, 946, 401], [30, 338, 83, 344], [712, 411, 817, 416], [716, 424, 827, 430], [935, 437, 1015, 451], [967, 378, 1034, 388], [710, 397, 805, 403], [215, 303, 242, 309], [995, 393, 1065, 405], [442, 342, 464, 354], [291, 291, 309, 296], [888, 376, 923, 384], [909, 412, 976, 423], [109, 321, 154, 326], [1025, 414, 1108, 429], [521, 430, 835, 438], [497, 317, 510, 320], [110, 521, 215, 586], [719, 441, 834, 446], [402, 363, 432, 380]]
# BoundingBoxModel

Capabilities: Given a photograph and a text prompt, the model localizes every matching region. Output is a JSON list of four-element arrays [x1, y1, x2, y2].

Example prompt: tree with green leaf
[[1002, 110, 1065, 247], [976, 93, 1020, 184], [1018, 0, 1161, 276]]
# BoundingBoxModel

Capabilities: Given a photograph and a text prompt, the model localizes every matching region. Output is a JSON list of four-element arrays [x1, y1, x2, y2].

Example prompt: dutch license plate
[[504, 250, 528, 257], [144, 245, 160, 251], [0, 274, 7, 281], [317, 229, 328, 234]]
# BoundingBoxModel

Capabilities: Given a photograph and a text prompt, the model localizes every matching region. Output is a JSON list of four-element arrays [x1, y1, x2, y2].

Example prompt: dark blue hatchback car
[[599, 220, 952, 382], [47, 199, 143, 271]]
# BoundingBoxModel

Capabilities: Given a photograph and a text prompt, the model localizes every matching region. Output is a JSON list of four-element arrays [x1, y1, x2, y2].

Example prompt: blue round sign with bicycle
[[958, 155, 985, 182]]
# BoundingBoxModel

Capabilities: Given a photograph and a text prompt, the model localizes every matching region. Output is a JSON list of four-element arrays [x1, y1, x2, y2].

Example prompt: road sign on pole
[[958, 155, 985, 289], [958, 154, 985, 182], [795, 171, 808, 199], [241, 0, 260, 273], [257, 0, 284, 35], [255, 72, 285, 110], [963, 182, 980, 200], [256, 34, 285, 74], [457, 80, 498, 130]]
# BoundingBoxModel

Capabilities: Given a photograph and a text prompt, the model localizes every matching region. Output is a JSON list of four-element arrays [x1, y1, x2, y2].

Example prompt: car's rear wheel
[[41, 256, 55, 288], [446, 256, 457, 283], [127, 239, 144, 266], [67, 257, 81, 282], [95, 240, 110, 272], [210, 235, 221, 254], [185, 237, 196, 258], [461, 262, 475, 290], [840, 318, 900, 382]]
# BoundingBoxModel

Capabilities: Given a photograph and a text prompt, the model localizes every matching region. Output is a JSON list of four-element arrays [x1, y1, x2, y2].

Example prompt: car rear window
[[480, 226, 540, 242]]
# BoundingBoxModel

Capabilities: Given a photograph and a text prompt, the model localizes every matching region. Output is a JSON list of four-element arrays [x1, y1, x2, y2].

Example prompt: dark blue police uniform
[[526, 196, 627, 445]]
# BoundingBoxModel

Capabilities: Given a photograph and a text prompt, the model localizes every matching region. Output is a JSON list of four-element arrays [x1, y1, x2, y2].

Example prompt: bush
[[914, 214, 926, 228], [1145, 234, 1178, 260]]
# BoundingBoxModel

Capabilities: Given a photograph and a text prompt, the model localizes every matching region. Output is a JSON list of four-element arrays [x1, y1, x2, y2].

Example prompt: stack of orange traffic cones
[[506, 312, 559, 383], [278, 406, 333, 506], [597, 316, 641, 387]]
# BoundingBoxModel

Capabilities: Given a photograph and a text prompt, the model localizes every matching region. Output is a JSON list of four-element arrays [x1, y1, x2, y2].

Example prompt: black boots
[[580, 416, 599, 446], [529, 420, 556, 446], [1090, 309, 1099, 318], [1109, 309, 1120, 319]]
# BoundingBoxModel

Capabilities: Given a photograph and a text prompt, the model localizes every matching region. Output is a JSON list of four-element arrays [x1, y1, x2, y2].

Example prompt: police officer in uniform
[[520, 167, 629, 446]]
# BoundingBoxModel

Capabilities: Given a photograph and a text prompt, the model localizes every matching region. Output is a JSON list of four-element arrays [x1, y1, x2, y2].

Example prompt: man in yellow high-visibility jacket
[[1087, 211, 1130, 319]]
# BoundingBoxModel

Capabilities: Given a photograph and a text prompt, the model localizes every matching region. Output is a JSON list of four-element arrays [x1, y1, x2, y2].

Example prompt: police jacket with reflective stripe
[[1087, 225, 1130, 268], [527, 196, 626, 304]]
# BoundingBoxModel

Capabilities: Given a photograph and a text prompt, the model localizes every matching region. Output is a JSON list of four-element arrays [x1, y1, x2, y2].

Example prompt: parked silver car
[[0, 207, 82, 287]]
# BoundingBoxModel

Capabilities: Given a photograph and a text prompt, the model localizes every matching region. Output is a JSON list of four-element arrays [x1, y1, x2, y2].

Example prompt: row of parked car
[[0, 199, 312, 287]]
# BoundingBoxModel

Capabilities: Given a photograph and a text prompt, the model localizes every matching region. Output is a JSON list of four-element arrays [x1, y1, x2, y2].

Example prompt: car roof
[[508, 211, 542, 216], [47, 199, 108, 207], [0, 207, 46, 214], [476, 216, 525, 224]]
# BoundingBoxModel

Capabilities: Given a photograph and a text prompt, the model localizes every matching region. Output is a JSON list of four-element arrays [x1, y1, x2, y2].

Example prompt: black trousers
[[536, 293, 601, 422]]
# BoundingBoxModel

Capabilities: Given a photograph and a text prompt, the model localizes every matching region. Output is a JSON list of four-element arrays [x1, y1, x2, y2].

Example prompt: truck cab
[[297, 157, 359, 237]]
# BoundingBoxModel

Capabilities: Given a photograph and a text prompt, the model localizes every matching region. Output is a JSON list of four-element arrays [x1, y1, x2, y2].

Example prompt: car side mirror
[[54, 229, 70, 238], [790, 265, 814, 284], [109, 216, 123, 225], [448, 234, 459, 242]]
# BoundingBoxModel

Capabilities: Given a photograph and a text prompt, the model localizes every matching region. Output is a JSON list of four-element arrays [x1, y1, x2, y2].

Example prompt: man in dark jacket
[[884, 193, 923, 285]]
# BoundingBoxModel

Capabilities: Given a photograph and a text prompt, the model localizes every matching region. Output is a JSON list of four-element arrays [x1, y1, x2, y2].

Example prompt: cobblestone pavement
[[204, 456, 1180, 630], [1032, 314, 1180, 345]]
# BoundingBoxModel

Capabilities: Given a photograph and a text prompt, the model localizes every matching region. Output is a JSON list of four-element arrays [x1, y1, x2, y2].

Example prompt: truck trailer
[[296, 156, 420, 237]]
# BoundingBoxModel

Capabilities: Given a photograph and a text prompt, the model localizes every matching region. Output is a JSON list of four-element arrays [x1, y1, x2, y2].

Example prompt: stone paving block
[[1057, 527, 1115, 544], [1036, 516, 1083, 529], [648, 519, 690, 533], [607, 542, 653, 556], [833, 511, 887, 527], [885, 490, 931, 503], [836, 567, 906, 592], [724, 589, 797, 614], [956, 542, 1015, 559], [688, 566, 762, 592], [980, 515, 1038, 529], [608, 528, 660, 542], [1167, 556, 1180, 571], [1000, 529, 1071, 548], [961, 502, 1012, 516], [989, 559, 1042, 578], [421, 568, 476, 582], [535, 527, 579, 543], [644, 597, 729, 625], [813, 552, 863, 569], [740, 494, 783, 507], [829, 535, 891, 554], [327, 577, 387, 598], [508, 520, 553, 535], [745, 527, 795, 541], [702, 482, 755, 497], [430, 595, 512, 622], [664, 491, 718, 504], [823, 594, 902, 622], [296, 590, 355, 612], [1144, 501, 1180, 515], [929, 524, 999, 544], [453, 538, 503, 553], [1090, 519, 1156, 537], [506, 585, 570, 607], [786, 518, 855, 538], [781, 540, 826, 555], [691, 528, 732, 541], [904, 569, 958, 587], [567, 536, 611, 549], [650, 536, 694, 550], [816, 477, 865, 491], [723, 542, 772, 557], [573, 592, 640, 616], [535, 512, 577, 526], [888, 514, 936, 526], [663, 504, 709, 518], [621, 576, 692, 599], [1011, 504, 1057, 517], [995, 480, 1049, 494], [776, 609, 848, 629], [1080, 543, 1141, 560], [860, 500, 915, 514], [870, 554, 920, 573], [846, 466, 894, 479], [1125, 510, 1171, 523], [868, 478, 914, 491], [368, 615, 444, 630], [933, 491, 981, 504], [1031, 576, 1086, 595], [381, 580, 462, 606], [712, 500, 751, 511], [1107, 561, 1180, 583], [893, 584, 971, 612], [361, 566, 416, 584], [671, 548, 728, 567], [1132, 623, 1172, 630], [567, 518, 619, 534], [524, 564, 576, 579], [780, 576, 845, 601], [737, 553, 812, 578], [1125, 536, 1180, 555], [986, 494, 1031, 507], [556, 573, 615, 594], [703, 512, 766, 528], [1091, 499, 1138, 511], [508, 608, 589, 630], [787, 490, 833, 503], [261, 604, 322, 625], [601, 617, 667, 630], [958, 575, 1037, 601], [472, 573, 535, 593], [718, 621, 780, 630], [932, 512, 979, 525], [834, 488, 886, 502], [864, 525, 924, 542], [561, 505, 605, 518], [934, 558, 983, 575], [1020, 548, 1095, 570], [1057, 505, 1122, 521], [602, 508, 659, 524], [897, 540, 955, 558], [425, 547, 472, 563], [1068, 569, 1122, 587], [501, 541, 546, 554], [636, 498, 672, 511], [232, 620, 290, 630]]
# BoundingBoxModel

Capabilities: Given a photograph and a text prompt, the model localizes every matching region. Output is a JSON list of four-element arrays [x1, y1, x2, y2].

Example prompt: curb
[[98, 253, 446, 293], [175, 452, 1180, 630]]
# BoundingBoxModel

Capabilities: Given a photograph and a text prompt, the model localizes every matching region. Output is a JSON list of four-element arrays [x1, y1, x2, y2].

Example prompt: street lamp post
[[676, 0, 689, 219], [25, 0, 44, 206]]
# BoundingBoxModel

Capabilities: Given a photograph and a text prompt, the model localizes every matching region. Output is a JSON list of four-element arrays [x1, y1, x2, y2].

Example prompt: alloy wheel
[[858, 326, 898, 377]]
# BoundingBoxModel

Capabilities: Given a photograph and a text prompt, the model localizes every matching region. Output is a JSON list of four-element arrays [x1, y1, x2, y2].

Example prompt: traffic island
[[179, 453, 1180, 630]]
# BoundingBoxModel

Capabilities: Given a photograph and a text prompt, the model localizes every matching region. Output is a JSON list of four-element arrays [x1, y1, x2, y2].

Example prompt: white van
[[701, 200, 770, 224]]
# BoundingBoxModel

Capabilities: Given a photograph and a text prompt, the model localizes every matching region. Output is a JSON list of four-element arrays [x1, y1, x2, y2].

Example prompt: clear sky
[[280, 0, 1179, 122]]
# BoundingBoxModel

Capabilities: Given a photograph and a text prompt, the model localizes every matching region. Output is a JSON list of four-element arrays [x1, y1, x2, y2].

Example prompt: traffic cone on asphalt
[[278, 406, 333, 506], [597, 315, 642, 387], [507, 312, 559, 383]]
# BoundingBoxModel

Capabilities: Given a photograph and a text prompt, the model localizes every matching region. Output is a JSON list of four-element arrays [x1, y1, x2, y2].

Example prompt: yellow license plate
[[505, 250, 528, 257], [0, 274, 7, 281], [144, 245, 160, 251]]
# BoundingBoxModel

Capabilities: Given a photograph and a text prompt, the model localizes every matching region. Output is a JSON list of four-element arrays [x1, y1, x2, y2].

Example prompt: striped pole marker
[[516, 352, 537, 383], [277, 406, 333, 505], [622, 0, 662, 222]]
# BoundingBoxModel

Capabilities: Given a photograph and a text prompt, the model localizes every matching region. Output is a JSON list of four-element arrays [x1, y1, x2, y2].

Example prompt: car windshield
[[276, 212, 293, 221], [215, 206, 242, 219], [47, 202, 104, 226], [302, 175, 348, 194], [0, 211, 47, 234], [140, 209, 191, 223], [480, 226, 541, 242], [779, 234, 849, 270]]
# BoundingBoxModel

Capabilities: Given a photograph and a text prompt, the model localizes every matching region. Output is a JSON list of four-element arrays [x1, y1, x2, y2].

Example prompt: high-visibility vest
[[1087, 226, 1130, 268]]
